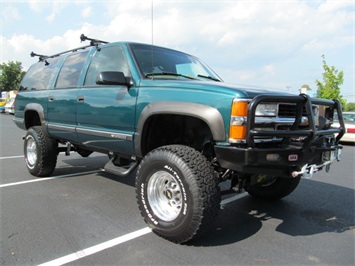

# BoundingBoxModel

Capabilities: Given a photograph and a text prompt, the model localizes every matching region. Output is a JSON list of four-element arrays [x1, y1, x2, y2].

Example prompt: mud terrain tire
[[136, 145, 220, 243], [24, 126, 58, 177]]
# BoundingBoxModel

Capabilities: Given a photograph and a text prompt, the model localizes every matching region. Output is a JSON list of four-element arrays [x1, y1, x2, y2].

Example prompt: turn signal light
[[231, 101, 248, 116], [229, 100, 249, 142]]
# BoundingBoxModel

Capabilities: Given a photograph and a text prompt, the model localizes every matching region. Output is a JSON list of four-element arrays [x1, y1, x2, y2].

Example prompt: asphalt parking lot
[[1, 113, 354, 265]]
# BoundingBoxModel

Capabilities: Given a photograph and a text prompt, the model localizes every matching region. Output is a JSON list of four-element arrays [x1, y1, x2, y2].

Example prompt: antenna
[[151, 2, 154, 46], [151, 2, 154, 74]]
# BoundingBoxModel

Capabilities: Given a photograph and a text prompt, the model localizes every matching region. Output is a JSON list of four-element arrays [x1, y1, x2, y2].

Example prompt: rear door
[[47, 51, 89, 142], [76, 44, 137, 155]]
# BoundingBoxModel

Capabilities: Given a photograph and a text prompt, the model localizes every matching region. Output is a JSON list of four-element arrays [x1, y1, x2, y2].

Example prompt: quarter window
[[19, 57, 59, 91]]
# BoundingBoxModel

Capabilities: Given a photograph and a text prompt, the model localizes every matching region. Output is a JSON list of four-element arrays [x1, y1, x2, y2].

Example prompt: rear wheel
[[136, 145, 220, 243], [246, 176, 301, 200], [24, 126, 58, 177]]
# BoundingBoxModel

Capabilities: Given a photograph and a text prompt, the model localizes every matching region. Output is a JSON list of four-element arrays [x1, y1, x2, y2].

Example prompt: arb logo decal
[[288, 154, 298, 161]]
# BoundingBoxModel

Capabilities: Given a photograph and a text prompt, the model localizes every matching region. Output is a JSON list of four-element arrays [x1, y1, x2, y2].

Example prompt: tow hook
[[291, 161, 334, 179], [292, 164, 317, 179], [291, 148, 341, 179]]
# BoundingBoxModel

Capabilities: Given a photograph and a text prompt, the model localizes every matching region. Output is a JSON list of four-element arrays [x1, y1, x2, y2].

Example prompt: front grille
[[278, 104, 306, 118]]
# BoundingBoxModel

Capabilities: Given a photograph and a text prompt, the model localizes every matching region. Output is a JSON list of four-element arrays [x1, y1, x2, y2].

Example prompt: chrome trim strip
[[76, 127, 133, 141], [47, 123, 76, 133], [255, 116, 308, 125], [47, 123, 133, 141]]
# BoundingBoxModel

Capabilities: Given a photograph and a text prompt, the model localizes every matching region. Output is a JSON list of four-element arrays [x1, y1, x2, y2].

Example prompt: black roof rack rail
[[30, 52, 48, 62], [80, 34, 108, 45], [31, 34, 109, 62]]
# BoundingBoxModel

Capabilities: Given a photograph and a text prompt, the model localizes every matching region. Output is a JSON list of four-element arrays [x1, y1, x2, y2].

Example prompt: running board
[[104, 160, 138, 177]]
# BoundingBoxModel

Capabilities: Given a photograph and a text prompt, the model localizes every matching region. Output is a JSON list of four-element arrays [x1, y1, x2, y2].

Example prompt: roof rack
[[31, 34, 109, 62], [80, 34, 108, 46]]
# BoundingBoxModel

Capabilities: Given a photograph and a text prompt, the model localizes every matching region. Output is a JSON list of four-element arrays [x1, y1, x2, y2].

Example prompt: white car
[[4, 97, 15, 115], [334, 111, 355, 143]]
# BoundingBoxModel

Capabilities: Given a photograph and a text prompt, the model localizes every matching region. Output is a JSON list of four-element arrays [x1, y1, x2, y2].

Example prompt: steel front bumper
[[214, 144, 342, 178]]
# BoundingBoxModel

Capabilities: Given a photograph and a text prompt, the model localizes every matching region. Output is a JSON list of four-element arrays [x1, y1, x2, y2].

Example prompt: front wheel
[[246, 176, 301, 200], [136, 145, 220, 243], [24, 126, 58, 177]]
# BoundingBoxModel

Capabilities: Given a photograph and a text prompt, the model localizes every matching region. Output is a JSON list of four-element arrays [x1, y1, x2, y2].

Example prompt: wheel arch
[[24, 103, 46, 129], [135, 102, 226, 157]]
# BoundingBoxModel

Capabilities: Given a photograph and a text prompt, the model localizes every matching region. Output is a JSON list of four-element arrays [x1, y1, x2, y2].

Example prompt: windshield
[[130, 44, 222, 81]]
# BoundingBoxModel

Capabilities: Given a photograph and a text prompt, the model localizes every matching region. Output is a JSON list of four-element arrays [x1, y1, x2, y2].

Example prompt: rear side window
[[55, 51, 89, 88], [84, 46, 130, 86], [19, 57, 59, 91]]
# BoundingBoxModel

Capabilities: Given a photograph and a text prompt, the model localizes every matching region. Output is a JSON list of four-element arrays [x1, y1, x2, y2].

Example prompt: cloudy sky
[[1, 0, 354, 101]]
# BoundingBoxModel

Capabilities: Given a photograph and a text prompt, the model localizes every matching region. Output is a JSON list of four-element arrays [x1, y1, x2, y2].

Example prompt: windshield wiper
[[145, 72, 196, 80], [197, 74, 221, 82]]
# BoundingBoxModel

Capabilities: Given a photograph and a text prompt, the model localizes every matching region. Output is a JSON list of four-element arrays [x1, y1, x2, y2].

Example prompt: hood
[[139, 79, 295, 99]]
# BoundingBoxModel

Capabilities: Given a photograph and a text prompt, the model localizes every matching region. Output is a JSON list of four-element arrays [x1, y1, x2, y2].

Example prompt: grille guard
[[246, 94, 345, 148]]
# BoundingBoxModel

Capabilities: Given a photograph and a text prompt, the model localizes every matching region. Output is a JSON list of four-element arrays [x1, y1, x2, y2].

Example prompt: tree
[[0, 61, 26, 91], [345, 102, 355, 112], [315, 55, 346, 107]]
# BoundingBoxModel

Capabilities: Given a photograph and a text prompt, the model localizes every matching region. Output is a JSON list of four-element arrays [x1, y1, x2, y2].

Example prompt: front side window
[[55, 51, 89, 88], [20, 57, 59, 91], [84, 46, 130, 86]]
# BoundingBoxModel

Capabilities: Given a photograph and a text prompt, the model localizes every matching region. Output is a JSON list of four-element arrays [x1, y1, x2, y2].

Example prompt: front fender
[[134, 101, 226, 157]]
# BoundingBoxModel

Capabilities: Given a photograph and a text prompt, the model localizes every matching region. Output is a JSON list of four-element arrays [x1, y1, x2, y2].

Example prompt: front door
[[76, 45, 137, 155]]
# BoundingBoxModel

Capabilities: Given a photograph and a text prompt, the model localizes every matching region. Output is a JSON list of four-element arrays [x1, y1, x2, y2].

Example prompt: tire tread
[[136, 145, 220, 243], [25, 126, 57, 177]]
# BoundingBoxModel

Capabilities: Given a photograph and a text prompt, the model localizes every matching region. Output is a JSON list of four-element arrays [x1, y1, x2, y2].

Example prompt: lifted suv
[[14, 35, 345, 243]]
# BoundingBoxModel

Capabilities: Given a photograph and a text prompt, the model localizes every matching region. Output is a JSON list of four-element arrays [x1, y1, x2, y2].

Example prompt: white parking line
[[1, 153, 247, 265], [221, 192, 248, 205], [37, 192, 248, 265], [0, 155, 24, 160], [37, 227, 152, 266], [0, 170, 101, 188]]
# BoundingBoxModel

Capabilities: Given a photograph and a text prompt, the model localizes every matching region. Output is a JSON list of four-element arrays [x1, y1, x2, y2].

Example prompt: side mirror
[[96, 71, 133, 87]]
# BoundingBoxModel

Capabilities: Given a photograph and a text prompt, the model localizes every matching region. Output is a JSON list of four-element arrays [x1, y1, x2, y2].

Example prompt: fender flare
[[135, 102, 226, 157], [24, 103, 46, 129]]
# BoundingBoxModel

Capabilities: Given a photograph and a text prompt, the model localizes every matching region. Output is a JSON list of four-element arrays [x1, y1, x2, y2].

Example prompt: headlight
[[255, 103, 278, 116]]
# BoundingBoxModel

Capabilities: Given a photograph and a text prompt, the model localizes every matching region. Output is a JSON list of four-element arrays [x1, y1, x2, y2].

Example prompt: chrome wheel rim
[[26, 137, 37, 167], [147, 170, 183, 221]]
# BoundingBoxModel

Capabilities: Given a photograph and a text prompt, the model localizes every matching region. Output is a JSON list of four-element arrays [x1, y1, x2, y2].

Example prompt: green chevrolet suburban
[[14, 35, 345, 243]]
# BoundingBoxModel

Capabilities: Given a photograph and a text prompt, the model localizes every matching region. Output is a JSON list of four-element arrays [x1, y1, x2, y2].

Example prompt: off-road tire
[[24, 126, 58, 177], [246, 176, 301, 200], [136, 145, 220, 243]]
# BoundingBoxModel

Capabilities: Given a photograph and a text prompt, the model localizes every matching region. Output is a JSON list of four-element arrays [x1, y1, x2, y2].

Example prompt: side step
[[104, 159, 138, 177]]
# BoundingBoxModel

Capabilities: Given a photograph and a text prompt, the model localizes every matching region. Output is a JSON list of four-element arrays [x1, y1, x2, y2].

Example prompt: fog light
[[266, 154, 281, 161]]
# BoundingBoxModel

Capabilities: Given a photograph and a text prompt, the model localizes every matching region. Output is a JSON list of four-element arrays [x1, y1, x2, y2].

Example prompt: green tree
[[315, 55, 346, 107], [345, 102, 355, 112], [0, 61, 26, 91]]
